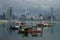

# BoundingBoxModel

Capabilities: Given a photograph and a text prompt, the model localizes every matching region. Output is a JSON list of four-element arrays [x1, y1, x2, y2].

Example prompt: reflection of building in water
[[5, 7, 13, 29]]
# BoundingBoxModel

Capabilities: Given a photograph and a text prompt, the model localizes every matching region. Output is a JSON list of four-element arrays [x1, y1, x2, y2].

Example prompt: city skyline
[[0, 0, 60, 16]]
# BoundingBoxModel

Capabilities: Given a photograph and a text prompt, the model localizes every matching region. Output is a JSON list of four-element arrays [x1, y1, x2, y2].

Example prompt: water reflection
[[0, 21, 60, 40], [7, 22, 54, 37]]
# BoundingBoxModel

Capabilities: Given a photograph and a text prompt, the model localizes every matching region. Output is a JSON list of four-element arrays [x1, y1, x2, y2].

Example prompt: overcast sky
[[0, 0, 60, 16]]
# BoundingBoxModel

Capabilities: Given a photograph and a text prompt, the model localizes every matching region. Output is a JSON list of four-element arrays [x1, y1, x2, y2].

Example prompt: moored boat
[[36, 21, 53, 27], [9, 21, 27, 30]]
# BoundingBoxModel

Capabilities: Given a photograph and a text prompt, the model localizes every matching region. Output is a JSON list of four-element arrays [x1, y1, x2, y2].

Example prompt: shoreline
[[0, 20, 60, 24]]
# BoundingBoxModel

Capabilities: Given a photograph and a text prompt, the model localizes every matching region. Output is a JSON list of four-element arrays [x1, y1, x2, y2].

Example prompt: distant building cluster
[[0, 7, 60, 21], [19, 13, 55, 21]]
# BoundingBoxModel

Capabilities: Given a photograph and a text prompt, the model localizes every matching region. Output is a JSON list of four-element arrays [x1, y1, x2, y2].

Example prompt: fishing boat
[[36, 21, 53, 27], [18, 26, 43, 35], [9, 21, 26, 30]]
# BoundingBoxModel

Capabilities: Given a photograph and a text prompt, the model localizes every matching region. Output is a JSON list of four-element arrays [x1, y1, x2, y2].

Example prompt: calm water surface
[[0, 21, 60, 40]]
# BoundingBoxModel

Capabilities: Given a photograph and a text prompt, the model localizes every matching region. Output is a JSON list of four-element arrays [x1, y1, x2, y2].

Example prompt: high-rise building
[[6, 7, 13, 20], [3, 12, 6, 20], [50, 8, 54, 21]]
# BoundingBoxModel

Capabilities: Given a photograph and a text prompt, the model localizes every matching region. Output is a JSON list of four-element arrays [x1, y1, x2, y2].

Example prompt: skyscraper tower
[[51, 8, 54, 21], [25, 10, 29, 18], [6, 7, 12, 20], [51, 8, 53, 15], [9, 7, 12, 18], [3, 12, 6, 20]]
